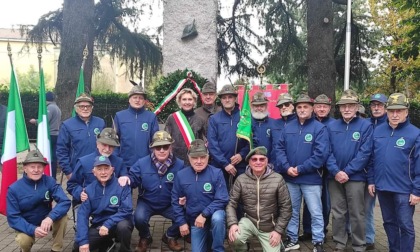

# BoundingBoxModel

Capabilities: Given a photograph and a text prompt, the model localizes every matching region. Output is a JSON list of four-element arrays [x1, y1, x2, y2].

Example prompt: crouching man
[[73, 156, 133, 252], [7, 150, 71, 252], [172, 139, 229, 252], [227, 146, 292, 251]]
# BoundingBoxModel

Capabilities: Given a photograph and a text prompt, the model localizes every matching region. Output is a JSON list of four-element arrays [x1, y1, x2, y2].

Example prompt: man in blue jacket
[[172, 139, 229, 252], [7, 150, 71, 252], [114, 85, 159, 170], [74, 156, 133, 252], [364, 93, 387, 250], [367, 93, 420, 252], [277, 94, 329, 252], [57, 93, 105, 179], [67, 128, 127, 205], [119, 130, 184, 252], [251, 92, 279, 166], [275, 92, 297, 131], [300, 94, 335, 242], [207, 84, 250, 187], [326, 89, 373, 252]]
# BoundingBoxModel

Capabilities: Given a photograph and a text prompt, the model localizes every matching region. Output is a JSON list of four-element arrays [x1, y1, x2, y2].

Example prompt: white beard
[[252, 111, 269, 120]]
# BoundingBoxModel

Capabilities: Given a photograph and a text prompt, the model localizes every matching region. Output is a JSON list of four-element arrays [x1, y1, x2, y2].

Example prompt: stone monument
[[163, 0, 218, 81]]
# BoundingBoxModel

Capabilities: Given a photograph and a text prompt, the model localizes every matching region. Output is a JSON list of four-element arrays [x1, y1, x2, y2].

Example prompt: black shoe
[[313, 243, 325, 252], [366, 243, 375, 250], [298, 232, 312, 241], [284, 237, 300, 251]]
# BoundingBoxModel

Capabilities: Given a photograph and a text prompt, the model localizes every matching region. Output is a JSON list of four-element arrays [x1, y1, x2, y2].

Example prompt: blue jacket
[[128, 155, 184, 210], [67, 151, 128, 203], [275, 113, 297, 131], [252, 116, 279, 166], [277, 116, 330, 184], [326, 117, 373, 181], [207, 105, 250, 170], [114, 106, 159, 168], [316, 116, 336, 126], [369, 113, 387, 129], [367, 119, 420, 195], [57, 115, 105, 175], [7, 174, 71, 236], [75, 176, 133, 246], [172, 165, 229, 226]]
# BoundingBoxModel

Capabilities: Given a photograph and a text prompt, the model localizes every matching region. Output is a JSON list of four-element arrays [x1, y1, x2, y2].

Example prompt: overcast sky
[[0, 1, 63, 28]]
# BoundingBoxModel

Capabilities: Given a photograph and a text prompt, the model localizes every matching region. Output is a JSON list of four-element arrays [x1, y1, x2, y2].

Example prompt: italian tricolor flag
[[36, 68, 52, 176], [0, 66, 30, 215]]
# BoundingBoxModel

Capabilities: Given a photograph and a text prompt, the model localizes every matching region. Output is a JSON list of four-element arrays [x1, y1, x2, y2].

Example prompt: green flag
[[72, 66, 85, 116], [236, 85, 253, 149]]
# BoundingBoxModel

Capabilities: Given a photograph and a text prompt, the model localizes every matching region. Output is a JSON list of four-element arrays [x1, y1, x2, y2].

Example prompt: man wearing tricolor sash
[[165, 88, 206, 165]]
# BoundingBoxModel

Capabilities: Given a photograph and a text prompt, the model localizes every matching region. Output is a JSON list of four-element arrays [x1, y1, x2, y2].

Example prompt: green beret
[[245, 146, 268, 162]]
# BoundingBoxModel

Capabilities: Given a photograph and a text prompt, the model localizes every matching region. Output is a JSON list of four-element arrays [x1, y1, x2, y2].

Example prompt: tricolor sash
[[172, 111, 195, 148]]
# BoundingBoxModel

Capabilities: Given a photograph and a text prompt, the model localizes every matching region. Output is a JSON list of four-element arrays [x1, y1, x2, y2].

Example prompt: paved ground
[[1, 158, 420, 251]]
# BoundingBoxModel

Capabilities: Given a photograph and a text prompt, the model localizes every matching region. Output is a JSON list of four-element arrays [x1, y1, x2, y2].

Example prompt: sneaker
[[298, 232, 312, 241], [313, 243, 325, 252], [366, 243, 375, 250], [162, 234, 183, 251], [284, 238, 300, 251]]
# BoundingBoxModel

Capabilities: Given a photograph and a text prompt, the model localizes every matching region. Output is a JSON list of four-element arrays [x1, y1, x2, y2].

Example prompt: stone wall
[[163, 0, 218, 81]]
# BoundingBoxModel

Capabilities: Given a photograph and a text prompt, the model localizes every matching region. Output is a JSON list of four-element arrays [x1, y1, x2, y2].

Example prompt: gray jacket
[[47, 101, 62, 136]]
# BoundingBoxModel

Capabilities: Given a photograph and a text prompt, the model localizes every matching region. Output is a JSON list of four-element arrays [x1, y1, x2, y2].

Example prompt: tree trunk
[[55, 0, 95, 120], [307, 0, 336, 104]]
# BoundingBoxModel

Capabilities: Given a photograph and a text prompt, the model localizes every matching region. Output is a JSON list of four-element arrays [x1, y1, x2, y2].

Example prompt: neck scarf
[[151, 152, 175, 176]]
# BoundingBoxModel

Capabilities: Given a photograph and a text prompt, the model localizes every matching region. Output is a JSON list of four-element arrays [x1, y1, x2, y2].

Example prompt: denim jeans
[[364, 185, 376, 244], [191, 210, 225, 252], [302, 175, 330, 234], [286, 183, 324, 243], [377, 191, 415, 252], [134, 200, 179, 238]]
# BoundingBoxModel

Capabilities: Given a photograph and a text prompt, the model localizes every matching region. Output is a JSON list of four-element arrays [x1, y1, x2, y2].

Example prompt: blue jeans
[[365, 185, 376, 244], [134, 200, 179, 238], [286, 183, 324, 243], [377, 191, 415, 252], [191, 210, 225, 252], [302, 175, 330, 234]]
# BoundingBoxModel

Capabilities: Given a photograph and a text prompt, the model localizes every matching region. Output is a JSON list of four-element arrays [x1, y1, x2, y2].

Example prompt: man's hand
[[79, 244, 90, 252], [29, 118, 37, 125], [40, 217, 53, 232], [179, 197, 186, 206], [99, 226, 109, 236], [118, 176, 130, 186], [66, 173, 72, 180], [335, 171, 349, 184], [287, 167, 298, 177], [230, 154, 242, 165], [269, 231, 281, 248], [368, 184, 375, 197], [179, 224, 190, 237], [228, 224, 240, 242], [194, 214, 206, 228], [34, 227, 48, 238], [80, 190, 88, 202], [225, 164, 237, 176], [409, 194, 420, 206]]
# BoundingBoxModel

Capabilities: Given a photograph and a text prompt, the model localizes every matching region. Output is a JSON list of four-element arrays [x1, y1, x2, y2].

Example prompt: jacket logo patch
[[166, 173, 174, 181], [94, 128, 101, 135], [110, 196, 119, 205], [352, 132, 360, 140], [266, 129, 271, 137], [304, 134, 313, 142], [203, 183, 212, 192], [396, 138, 405, 147], [45, 191, 50, 200], [141, 123, 148, 131]]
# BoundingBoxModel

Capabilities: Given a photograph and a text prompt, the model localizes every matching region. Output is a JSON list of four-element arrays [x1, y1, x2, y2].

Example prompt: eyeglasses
[[250, 157, 267, 162], [279, 103, 292, 109], [370, 103, 385, 108], [95, 166, 112, 172], [155, 145, 170, 151], [77, 104, 93, 110]]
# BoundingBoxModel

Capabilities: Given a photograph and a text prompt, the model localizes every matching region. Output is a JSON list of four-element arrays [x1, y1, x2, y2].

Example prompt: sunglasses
[[250, 157, 267, 162], [279, 103, 292, 109], [155, 145, 170, 151]]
